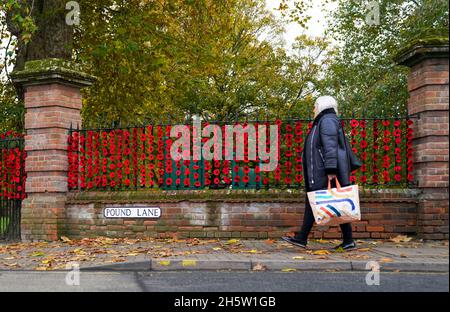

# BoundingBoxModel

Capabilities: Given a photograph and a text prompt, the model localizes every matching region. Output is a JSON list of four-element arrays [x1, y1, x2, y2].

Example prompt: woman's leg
[[339, 223, 353, 243], [295, 194, 315, 243]]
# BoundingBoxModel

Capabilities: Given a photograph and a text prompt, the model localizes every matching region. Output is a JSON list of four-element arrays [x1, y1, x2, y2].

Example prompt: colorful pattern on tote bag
[[307, 178, 361, 226]]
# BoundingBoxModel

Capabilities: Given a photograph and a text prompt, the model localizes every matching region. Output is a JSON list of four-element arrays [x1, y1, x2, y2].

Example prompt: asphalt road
[[0, 271, 448, 292]]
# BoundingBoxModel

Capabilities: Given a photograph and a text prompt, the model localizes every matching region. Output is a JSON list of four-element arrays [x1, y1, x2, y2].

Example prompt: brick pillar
[[12, 59, 95, 241], [396, 41, 449, 239]]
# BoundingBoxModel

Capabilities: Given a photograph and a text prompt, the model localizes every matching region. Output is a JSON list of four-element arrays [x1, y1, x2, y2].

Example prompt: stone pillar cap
[[11, 58, 97, 88], [395, 38, 449, 67]]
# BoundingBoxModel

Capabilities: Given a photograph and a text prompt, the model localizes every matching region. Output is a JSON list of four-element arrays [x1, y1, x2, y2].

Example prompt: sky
[[265, 0, 336, 48]]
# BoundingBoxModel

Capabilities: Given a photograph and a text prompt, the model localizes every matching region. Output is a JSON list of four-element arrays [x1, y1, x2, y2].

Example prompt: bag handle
[[327, 176, 342, 192]]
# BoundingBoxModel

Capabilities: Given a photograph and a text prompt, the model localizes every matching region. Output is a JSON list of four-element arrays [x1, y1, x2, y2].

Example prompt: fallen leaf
[[212, 247, 222, 251], [312, 249, 331, 255], [400, 253, 408, 258], [41, 259, 53, 265], [158, 260, 171, 266], [225, 239, 240, 245], [126, 253, 139, 257], [31, 252, 46, 257], [292, 256, 305, 260], [333, 247, 345, 253], [60, 236, 72, 243], [182, 260, 197, 267], [72, 248, 86, 255], [357, 248, 372, 252], [242, 249, 258, 254], [265, 239, 275, 245], [390, 235, 412, 243], [252, 263, 267, 271], [281, 268, 297, 272], [379, 257, 394, 263]]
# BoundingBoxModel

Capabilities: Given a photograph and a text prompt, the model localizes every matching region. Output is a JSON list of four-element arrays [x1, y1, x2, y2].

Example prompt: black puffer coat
[[302, 108, 351, 192]]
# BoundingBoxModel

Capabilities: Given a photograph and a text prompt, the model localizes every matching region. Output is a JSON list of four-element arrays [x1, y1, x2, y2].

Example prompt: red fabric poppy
[[350, 119, 359, 128], [361, 152, 367, 161], [360, 140, 368, 149]]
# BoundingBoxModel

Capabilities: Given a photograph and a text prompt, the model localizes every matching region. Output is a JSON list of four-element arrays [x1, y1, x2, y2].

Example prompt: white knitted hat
[[314, 96, 338, 117]]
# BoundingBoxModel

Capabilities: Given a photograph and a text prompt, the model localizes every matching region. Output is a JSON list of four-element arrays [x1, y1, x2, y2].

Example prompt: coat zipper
[[310, 125, 317, 184], [318, 148, 324, 162]]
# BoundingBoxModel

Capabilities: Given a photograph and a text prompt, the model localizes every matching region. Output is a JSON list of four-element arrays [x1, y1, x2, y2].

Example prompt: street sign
[[103, 206, 161, 219]]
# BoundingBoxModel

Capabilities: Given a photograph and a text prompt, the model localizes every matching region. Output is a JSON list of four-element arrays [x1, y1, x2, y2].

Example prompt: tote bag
[[307, 177, 361, 226]]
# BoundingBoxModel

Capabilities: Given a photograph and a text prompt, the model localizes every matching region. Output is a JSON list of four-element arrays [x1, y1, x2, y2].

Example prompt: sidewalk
[[1, 236, 448, 273]]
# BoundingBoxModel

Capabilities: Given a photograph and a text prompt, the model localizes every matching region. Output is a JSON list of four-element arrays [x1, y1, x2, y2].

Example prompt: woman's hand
[[328, 174, 337, 181]]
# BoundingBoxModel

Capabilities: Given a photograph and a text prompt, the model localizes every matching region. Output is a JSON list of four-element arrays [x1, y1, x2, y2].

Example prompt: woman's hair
[[314, 96, 339, 116]]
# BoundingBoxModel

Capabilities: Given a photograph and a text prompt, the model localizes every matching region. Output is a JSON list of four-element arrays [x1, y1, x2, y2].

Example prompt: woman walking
[[282, 96, 357, 250]]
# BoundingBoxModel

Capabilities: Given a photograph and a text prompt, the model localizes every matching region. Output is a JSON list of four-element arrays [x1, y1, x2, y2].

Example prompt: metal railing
[[68, 114, 416, 192], [0, 132, 25, 240]]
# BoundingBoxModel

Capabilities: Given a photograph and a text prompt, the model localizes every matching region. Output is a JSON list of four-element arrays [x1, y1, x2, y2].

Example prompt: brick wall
[[64, 189, 419, 240]]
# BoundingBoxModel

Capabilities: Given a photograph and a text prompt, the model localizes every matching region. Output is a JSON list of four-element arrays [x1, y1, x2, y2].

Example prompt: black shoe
[[334, 241, 356, 251], [281, 236, 307, 249]]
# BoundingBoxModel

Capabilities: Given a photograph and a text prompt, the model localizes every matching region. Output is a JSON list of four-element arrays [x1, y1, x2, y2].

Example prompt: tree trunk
[[7, 0, 73, 71], [7, 0, 73, 99]]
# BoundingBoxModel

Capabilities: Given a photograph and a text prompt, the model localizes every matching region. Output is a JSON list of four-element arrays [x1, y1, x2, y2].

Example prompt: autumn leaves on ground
[[1, 235, 447, 271]]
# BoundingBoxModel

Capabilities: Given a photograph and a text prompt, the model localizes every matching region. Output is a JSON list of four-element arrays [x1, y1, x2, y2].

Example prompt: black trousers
[[295, 194, 353, 243]]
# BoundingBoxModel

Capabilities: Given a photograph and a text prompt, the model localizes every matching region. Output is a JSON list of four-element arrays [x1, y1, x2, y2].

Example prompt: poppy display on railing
[[0, 131, 26, 200], [67, 117, 415, 192]]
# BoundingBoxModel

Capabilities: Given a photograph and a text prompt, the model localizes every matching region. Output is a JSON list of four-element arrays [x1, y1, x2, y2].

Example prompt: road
[[0, 271, 448, 292]]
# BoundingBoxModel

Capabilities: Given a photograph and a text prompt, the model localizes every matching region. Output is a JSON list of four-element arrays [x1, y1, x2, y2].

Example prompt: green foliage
[[1, 0, 447, 132], [0, 82, 23, 133], [320, 0, 449, 117], [74, 0, 323, 125]]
